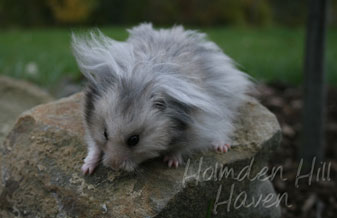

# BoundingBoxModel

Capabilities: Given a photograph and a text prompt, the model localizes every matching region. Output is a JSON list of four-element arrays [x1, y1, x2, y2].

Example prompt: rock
[[0, 93, 282, 218], [0, 76, 53, 144]]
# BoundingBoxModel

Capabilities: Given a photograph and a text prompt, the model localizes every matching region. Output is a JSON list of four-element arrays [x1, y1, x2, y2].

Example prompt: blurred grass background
[[0, 0, 337, 90], [1, 26, 336, 90]]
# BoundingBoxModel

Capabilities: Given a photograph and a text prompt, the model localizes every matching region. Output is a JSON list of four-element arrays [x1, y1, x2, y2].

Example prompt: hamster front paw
[[212, 143, 231, 153], [82, 149, 101, 175], [163, 153, 183, 168]]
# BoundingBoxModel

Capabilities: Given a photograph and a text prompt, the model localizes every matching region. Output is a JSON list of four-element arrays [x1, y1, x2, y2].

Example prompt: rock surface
[[0, 93, 282, 218], [0, 76, 53, 143]]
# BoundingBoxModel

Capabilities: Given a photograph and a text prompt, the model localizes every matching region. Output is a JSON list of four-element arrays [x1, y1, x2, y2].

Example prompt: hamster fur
[[72, 23, 252, 174]]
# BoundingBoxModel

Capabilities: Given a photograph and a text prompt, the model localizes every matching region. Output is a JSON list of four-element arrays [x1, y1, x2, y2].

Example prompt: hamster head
[[86, 78, 180, 171]]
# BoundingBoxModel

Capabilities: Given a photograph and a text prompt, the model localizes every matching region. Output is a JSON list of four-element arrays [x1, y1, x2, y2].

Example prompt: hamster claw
[[81, 162, 98, 175], [168, 159, 179, 168], [163, 154, 182, 168], [213, 143, 231, 153]]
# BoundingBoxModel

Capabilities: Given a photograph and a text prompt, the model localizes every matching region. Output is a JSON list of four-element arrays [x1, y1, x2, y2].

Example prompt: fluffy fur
[[72, 23, 252, 174]]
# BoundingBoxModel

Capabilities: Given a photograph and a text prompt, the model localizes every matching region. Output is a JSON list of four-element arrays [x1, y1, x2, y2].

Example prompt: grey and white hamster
[[72, 23, 252, 174]]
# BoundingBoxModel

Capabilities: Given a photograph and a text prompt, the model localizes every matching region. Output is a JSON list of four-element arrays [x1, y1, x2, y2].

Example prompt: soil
[[257, 83, 337, 218]]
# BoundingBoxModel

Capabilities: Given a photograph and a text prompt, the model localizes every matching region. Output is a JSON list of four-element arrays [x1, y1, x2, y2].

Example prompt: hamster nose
[[110, 160, 121, 169], [110, 164, 120, 170], [110, 157, 128, 169]]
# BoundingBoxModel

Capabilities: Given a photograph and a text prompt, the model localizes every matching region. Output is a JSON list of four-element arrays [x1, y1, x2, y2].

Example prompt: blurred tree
[[88, 0, 273, 27], [0, 0, 52, 27], [177, 0, 272, 26], [122, 0, 148, 24], [47, 0, 97, 24], [1, 0, 334, 27], [270, 0, 307, 26], [90, 0, 127, 24], [211, 0, 246, 25], [329, 0, 337, 25], [145, 0, 180, 25], [243, 0, 272, 26]]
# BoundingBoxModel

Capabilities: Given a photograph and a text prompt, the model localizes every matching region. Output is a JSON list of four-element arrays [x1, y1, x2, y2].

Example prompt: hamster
[[72, 23, 252, 174]]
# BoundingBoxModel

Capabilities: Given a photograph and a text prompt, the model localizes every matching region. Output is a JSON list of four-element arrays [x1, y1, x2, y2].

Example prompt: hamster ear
[[151, 94, 167, 111], [71, 31, 118, 86]]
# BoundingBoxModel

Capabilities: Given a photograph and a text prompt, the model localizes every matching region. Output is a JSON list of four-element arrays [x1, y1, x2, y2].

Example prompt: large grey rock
[[0, 93, 282, 218], [0, 76, 53, 143]]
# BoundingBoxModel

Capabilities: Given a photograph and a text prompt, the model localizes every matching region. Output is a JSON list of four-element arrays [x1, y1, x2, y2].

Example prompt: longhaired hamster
[[72, 23, 252, 174]]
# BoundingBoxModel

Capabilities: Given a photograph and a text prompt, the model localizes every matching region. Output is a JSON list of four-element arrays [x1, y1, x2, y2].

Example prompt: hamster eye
[[126, 135, 139, 147], [104, 129, 109, 141]]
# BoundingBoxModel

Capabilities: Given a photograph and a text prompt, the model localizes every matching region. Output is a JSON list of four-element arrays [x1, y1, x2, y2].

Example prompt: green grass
[[0, 26, 336, 90]]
